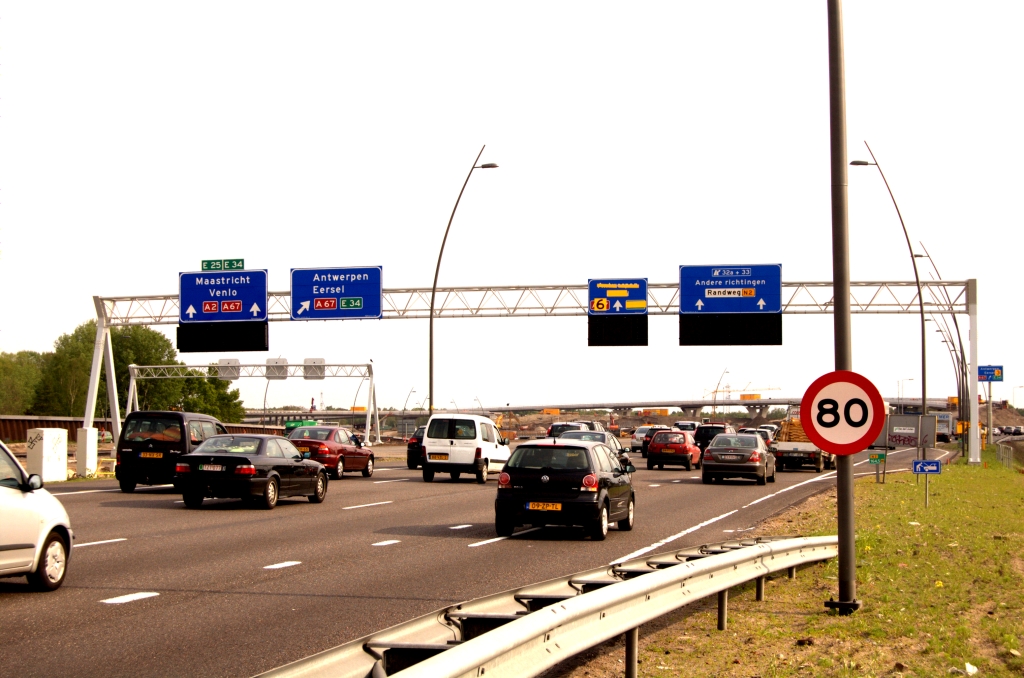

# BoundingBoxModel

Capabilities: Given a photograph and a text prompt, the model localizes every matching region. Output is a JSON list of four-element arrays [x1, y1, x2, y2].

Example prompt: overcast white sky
[[2, 2, 1021, 413]]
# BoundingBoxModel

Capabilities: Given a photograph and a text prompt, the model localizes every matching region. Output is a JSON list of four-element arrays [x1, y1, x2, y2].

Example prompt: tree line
[[0, 321, 245, 422]]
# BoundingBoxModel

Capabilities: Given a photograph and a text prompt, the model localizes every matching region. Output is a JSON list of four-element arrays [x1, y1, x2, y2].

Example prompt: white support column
[[83, 297, 108, 429], [126, 365, 138, 416], [372, 383, 382, 444], [968, 279, 980, 464], [103, 326, 122, 446], [364, 367, 374, 445]]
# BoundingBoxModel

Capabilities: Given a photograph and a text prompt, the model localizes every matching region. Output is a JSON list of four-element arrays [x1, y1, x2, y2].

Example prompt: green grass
[[611, 446, 1024, 677]]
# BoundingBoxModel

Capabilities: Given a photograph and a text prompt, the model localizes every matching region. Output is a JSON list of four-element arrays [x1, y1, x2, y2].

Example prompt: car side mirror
[[501, 438, 509, 446], [354, 439, 363, 448], [302, 452, 312, 459], [625, 465, 636, 474], [24, 474, 43, 491]]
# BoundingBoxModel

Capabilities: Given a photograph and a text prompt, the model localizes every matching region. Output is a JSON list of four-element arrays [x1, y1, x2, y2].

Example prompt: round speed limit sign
[[800, 370, 885, 456]]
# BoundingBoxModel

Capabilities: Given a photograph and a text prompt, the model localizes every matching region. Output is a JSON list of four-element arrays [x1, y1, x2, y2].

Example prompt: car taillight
[[234, 465, 257, 475], [116, 453, 121, 466], [317, 443, 330, 454], [749, 451, 761, 462], [175, 463, 190, 473], [581, 474, 598, 492], [498, 472, 511, 488], [546, 427, 552, 435], [475, 447, 482, 459]]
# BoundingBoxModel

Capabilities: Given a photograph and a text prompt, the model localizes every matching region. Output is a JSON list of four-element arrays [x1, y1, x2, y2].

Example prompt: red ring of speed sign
[[800, 370, 885, 456]]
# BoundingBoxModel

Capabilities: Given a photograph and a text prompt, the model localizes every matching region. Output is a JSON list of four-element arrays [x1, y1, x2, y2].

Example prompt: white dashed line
[[612, 510, 738, 564], [648, 484, 661, 488], [741, 471, 838, 509], [373, 478, 410, 484], [372, 540, 401, 546], [343, 501, 393, 510], [264, 561, 301, 569], [449, 524, 473, 530], [468, 527, 542, 548], [672, 480, 682, 483], [53, 484, 173, 496], [101, 592, 159, 604], [74, 538, 126, 548]]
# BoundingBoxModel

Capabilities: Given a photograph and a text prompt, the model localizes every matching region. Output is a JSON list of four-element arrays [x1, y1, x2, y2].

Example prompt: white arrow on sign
[[613, 300, 622, 311], [297, 301, 310, 316], [185, 305, 197, 318], [250, 303, 261, 317], [757, 298, 766, 309], [695, 299, 704, 310]]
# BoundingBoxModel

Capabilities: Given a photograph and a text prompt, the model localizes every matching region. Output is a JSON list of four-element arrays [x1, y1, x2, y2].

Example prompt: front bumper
[[495, 493, 601, 527]]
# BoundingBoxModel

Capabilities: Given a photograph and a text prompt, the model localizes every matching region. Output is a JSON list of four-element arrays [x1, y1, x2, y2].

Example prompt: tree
[[31, 323, 97, 416], [0, 351, 45, 415], [107, 325, 181, 412], [179, 372, 245, 423], [766, 407, 788, 420]]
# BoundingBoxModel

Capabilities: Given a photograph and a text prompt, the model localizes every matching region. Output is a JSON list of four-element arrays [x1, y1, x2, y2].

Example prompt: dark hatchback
[[174, 434, 328, 509], [494, 440, 635, 541], [406, 426, 426, 469], [693, 423, 736, 456], [641, 425, 670, 458], [701, 433, 777, 485], [116, 411, 228, 493]]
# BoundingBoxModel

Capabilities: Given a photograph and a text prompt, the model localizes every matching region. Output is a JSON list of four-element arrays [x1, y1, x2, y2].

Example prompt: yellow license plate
[[526, 502, 562, 511], [140, 452, 163, 459], [428, 453, 449, 461], [297, 447, 309, 452]]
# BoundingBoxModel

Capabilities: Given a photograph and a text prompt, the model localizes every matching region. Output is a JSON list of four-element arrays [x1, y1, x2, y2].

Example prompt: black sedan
[[701, 433, 777, 485], [174, 434, 328, 509], [406, 426, 426, 470], [495, 439, 636, 541]]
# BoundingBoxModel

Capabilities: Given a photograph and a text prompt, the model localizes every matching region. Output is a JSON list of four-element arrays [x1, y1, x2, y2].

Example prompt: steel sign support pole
[[968, 279, 980, 464], [624, 627, 639, 678], [365, 367, 374, 444], [826, 0, 860, 615], [83, 297, 109, 430], [102, 325, 122, 447]]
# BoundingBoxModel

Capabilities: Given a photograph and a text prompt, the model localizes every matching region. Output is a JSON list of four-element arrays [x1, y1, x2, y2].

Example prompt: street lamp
[[403, 388, 416, 414], [429, 146, 498, 415], [711, 368, 728, 418], [852, 143, 928, 459], [898, 378, 914, 415], [474, 396, 484, 412], [451, 399, 460, 413]]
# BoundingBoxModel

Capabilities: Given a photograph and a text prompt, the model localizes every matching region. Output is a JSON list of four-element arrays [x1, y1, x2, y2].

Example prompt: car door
[[685, 433, 699, 465], [479, 422, 499, 470], [264, 439, 295, 492], [0, 449, 38, 571], [279, 439, 315, 492], [334, 429, 355, 470]]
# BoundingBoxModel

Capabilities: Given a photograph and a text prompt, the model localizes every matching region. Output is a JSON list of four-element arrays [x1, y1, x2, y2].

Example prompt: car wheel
[[685, 458, 692, 472], [407, 456, 417, 470], [450, 472, 461, 482], [119, 479, 136, 493], [815, 456, 824, 473], [646, 458, 654, 471], [476, 462, 487, 484], [701, 472, 711, 484], [309, 471, 328, 503], [362, 457, 374, 478], [495, 517, 514, 537], [757, 469, 767, 485], [423, 467, 434, 482], [335, 458, 344, 479], [768, 463, 777, 483], [261, 478, 279, 510], [589, 505, 609, 541], [617, 496, 635, 531], [183, 492, 204, 508], [27, 532, 68, 592]]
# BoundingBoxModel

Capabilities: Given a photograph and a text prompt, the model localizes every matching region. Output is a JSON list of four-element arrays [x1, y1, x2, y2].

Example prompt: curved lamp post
[[711, 368, 728, 418], [852, 143, 927, 458], [402, 387, 416, 415], [429, 146, 498, 414]]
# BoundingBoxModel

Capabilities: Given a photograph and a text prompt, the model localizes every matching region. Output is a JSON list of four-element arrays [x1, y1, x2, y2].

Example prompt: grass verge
[[549, 446, 1024, 677]]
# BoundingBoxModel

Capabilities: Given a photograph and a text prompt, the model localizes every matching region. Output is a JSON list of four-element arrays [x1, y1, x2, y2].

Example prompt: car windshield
[[709, 435, 759, 449], [634, 426, 650, 436], [560, 431, 605, 442], [195, 436, 262, 454], [645, 427, 667, 437], [123, 416, 182, 442], [694, 426, 726, 443], [288, 427, 333, 441], [653, 432, 686, 444], [427, 418, 477, 439], [507, 445, 592, 470], [549, 424, 582, 437], [674, 422, 697, 431]]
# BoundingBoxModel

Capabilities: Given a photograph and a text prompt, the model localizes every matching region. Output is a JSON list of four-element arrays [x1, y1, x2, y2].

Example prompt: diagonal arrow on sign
[[297, 301, 310, 316]]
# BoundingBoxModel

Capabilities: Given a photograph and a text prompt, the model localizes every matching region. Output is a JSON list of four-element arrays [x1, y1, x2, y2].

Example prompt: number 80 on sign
[[800, 370, 886, 456]]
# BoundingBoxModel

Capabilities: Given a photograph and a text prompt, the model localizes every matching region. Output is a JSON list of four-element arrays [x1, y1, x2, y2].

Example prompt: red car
[[288, 426, 373, 479], [646, 430, 702, 471]]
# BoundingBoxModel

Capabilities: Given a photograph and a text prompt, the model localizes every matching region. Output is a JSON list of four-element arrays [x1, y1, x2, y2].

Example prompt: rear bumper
[[116, 461, 178, 485], [702, 462, 763, 479], [648, 451, 693, 466], [423, 458, 485, 474], [174, 476, 269, 498], [495, 494, 601, 526]]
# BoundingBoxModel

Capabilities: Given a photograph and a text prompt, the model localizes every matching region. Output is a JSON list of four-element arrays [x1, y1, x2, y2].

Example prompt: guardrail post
[[787, 566, 796, 579], [624, 627, 639, 678], [717, 589, 728, 630], [755, 576, 765, 601]]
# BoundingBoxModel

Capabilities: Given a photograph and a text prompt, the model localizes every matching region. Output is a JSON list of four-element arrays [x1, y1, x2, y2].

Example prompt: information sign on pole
[[978, 365, 1003, 382], [587, 279, 648, 315], [868, 453, 886, 464], [290, 267, 383, 320], [912, 459, 941, 474], [800, 370, 886, 456], [179, 270, 268, 323]]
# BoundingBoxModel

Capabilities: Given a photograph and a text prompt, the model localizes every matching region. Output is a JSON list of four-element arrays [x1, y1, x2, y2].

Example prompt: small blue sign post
[[179, 270, 268, 323], [290, 266, 383, 320], [588, 279, 648, 315], [678, 264, 782, 314], [913, 459, 941, 508], [978, 365, 1003, 382]]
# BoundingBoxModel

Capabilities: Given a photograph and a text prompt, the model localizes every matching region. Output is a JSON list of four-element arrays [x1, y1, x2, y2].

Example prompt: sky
[[1, 2, 1021, 414]]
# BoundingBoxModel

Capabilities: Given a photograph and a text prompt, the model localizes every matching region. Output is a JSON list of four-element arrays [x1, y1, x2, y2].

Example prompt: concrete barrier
[[77, 427, 98, 476], [26, 428, 68, 483]]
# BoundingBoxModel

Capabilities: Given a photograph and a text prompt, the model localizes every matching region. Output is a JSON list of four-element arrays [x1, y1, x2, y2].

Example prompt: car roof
[[127, 410, 221, 420], [204, 434, 285, 440], [525, 438, 604, 448]]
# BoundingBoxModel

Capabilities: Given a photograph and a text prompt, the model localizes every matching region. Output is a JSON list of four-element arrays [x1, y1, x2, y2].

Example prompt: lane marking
[[469, 527, 542, 548], [373, 478, 410, 484], [52, 484, 174, 496], [449, 524, 473, 530], [648, 484, 661, 488], [372, 540, 401, 546], [74, 538, 126, 548], [264, 561, 301, 569], [611, 510, 738, 564], [101, 592, 159, 604], [672, 480, 682, 483], [343, 501, 393, 510], [741, 470, 838, 509]]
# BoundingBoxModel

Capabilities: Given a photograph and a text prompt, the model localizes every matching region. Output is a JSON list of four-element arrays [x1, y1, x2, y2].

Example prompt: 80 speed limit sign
[[800, 370, 885, 456]]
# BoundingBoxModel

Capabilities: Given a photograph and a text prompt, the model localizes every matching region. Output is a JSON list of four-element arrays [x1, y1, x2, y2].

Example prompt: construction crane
[[702, 383, 782, 400]]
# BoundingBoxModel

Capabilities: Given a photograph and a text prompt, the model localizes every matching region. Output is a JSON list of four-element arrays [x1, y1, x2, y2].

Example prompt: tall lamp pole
[[852, 142, 927, 459], [429, 146, 498, 414], [711, 368, 728, 418], [402, 388, 416, 414]]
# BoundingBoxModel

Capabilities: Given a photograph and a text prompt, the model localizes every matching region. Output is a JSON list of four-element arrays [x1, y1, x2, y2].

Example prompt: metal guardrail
[[258, 535, 837, 678], [997, 436, 1023, 469]]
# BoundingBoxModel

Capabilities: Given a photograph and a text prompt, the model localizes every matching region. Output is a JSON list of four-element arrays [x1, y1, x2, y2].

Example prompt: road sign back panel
[[290, 266, 383, 320], [179, 270, 268, 323], [679, 264, 781, 314]]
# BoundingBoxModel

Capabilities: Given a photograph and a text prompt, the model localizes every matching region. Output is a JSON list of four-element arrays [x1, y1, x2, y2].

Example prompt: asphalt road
[[0, 445, 949, 677]]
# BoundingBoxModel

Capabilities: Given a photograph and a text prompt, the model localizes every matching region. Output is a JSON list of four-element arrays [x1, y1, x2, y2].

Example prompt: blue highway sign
[[679, 264, 782, 314], [588, 278, 648, 315], [978, 365, 1003, 382], [179, 270, 268, 323], [912, 459, 941, 475], [290, 266, 383, 320]]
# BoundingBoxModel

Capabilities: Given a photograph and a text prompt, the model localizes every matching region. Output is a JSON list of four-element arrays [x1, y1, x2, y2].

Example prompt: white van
[[421, 414, 511, 483]]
